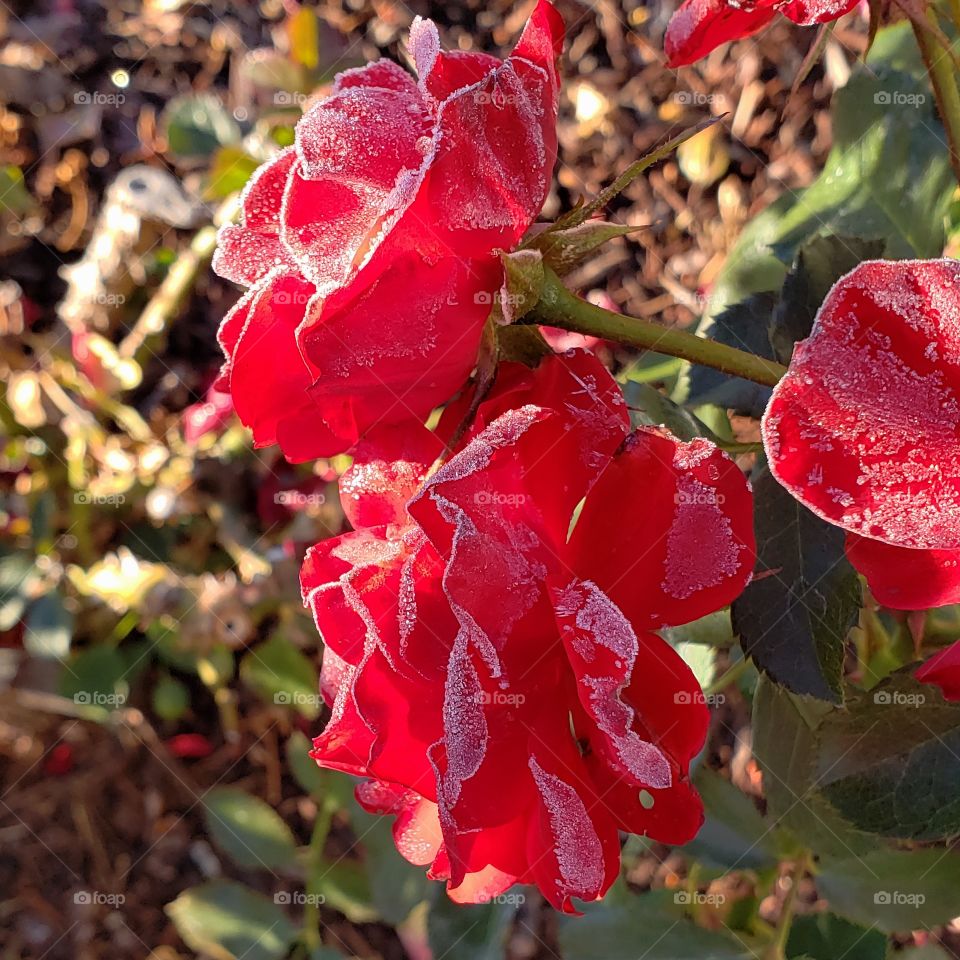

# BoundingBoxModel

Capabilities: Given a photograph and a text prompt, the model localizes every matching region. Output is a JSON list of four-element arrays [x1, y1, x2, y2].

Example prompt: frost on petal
[[568, 429, 755, 629], [526, 745, 620, 913], [664, 0, 777, 67], [409, 16, 442, 85], [334, 59, 418, 96], [309, 654, 373, 777], [222, 268, 326, 458], [299, 251, 498, 455], [338, 423, 444, 529], [551, 578, 672, 788], [915, 639, 960, 702], [762, 259, 960, 551], [779, 0, 859, 25], [281, 84, 431, 293], [212, 148, 297, 287], [845, 534, 960, 611]]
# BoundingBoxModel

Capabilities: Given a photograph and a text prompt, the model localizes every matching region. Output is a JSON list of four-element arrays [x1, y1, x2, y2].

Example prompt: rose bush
[[212, 0, 563, 461], [301, 350, 755, 910]]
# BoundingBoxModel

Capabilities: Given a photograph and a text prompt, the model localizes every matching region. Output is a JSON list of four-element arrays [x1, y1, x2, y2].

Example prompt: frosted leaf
[[762, 259, 960, 550], [529, 756, 604, 898]]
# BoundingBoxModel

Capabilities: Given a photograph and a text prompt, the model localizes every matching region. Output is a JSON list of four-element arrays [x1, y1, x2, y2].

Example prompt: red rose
[[302, 350, 756, 910], [212, 1, 564, 462], [762, 259, 960, 613], [664, 0, 858, 67], [915, 640, 960, 701]]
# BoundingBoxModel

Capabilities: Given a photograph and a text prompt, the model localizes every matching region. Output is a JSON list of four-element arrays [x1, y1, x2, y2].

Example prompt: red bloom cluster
[[664, 0, 858, 67], [302, 351, 756, 910], [212, 1, 563, 461], [213, 1, 762, 907], [762, 258, 960, 698]]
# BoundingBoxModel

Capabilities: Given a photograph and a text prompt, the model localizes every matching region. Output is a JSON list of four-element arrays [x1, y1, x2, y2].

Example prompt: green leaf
[[162, 93, 241, 159], [786, 913, 887, 960], [59, 646, 129, 710], [733, 468, 861, 702], [559, 888, 753, 960], [24, 592, 72, 659], [817, 848, 960, 933], [166, 881, 296, 960], [427, 890, 515, 960], [702, 26, 954, 328], [204, 787, 298, 871], [769, 236, 886, 364], [664, 609, 734, 648], [682, 768, 781, 871], [152, 673, 190, 721], [751, 677, 873, 859], [687, 293, 778, 418], [0, 551, 38, 631], [310, 857, 378, 923], [624, 380, 710, 441], [812, 673, 960, 841], [0, 165, 36, 216], [240, 633, 320, 718], [286, 731, 325, 797], [351, 799, 429, 925], [206, 146, 261, 200]]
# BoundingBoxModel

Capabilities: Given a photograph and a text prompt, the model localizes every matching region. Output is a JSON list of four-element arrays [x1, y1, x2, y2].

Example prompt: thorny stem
[[913, 9, 960, 187], [530, 268, 788, 388]]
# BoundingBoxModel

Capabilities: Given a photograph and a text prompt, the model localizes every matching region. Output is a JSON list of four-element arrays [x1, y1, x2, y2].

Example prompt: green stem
[[531, 268, 787, 388], [301, 788, 335, 953], [764, 854, 808, 960], [913, 11, 960, 187], [704, 656, 751, 698]]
